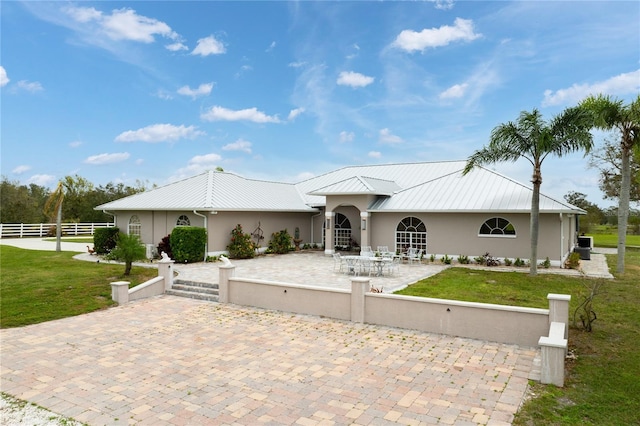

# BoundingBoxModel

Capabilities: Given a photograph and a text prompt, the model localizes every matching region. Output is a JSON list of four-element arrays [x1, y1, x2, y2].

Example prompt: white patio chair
[[408, 249, 423, 265], [333, 253, 345, 273], [386, 255, 401, 275], [360, 246, 374, 257], [377, 246, 389, 255], [359, 257, 374, 276]]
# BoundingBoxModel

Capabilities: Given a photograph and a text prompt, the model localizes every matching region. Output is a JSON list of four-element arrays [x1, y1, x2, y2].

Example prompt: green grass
[[590, 233, 640, 248], [396, 249, 640, 425], [0, 246, 157, 328], [43, 236, 95, 243]]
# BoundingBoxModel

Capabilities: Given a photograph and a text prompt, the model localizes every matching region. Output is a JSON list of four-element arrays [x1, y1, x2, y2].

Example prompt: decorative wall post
[[351, 277, 369, 323], [324, 212, 335, 256], [111, 281, 130, 304], [158, 258, 175, 291], [218, 264, 235, 304], [548, 294, 571, 339]]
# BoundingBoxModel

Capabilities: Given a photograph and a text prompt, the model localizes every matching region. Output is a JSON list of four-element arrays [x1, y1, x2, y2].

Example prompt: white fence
[[0, 223, 115, 239]]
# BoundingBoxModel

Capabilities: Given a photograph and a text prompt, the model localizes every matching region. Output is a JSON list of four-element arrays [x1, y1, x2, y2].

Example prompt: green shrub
[[106, 233, 146, 275], [514, 257, 526, 267], [565, 251, 581, 269], [539, 257, 551, 269], [227, 224, 255, 259], [441, 254, 452, 264], [458, 254, 470, 264], [268, 229, 293, 254], [504, 258, 513, 266], [93, 227, 120, 254], [170, 226, 207, 263]]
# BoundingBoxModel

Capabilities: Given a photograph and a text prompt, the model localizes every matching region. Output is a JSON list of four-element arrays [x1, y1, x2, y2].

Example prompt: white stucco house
[[96, 160, 584, 265]]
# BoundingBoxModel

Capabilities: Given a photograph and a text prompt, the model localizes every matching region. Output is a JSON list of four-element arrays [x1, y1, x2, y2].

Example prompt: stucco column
[[158, 259, 175, 291], [324, 212, 335, 255], [218, 265, 235, 303], [360, 212, 370, 250], [548, 293, 571, 339], [111, 281, 130, 304], [351, 277, 369, 323]]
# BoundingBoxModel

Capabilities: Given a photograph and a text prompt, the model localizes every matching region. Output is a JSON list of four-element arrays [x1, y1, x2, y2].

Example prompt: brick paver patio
[[1, 296, 538, 425]]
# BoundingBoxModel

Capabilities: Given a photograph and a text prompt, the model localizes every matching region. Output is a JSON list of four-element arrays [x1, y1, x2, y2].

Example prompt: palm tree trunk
[[55, 202, 62, 252], [617, 146, 631, 274], [125, 261, 132, 276], [530, 181, 540, 276]]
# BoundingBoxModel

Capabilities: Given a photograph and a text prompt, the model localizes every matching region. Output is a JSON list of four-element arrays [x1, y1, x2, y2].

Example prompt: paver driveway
[[1, 296, 538, 425]]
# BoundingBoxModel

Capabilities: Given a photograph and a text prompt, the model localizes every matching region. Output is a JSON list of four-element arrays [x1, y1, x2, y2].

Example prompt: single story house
[[96, 160, 584, 265]]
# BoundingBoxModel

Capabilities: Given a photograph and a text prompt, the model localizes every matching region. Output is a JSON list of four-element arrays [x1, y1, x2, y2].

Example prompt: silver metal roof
[[96, 161, 584, 214]]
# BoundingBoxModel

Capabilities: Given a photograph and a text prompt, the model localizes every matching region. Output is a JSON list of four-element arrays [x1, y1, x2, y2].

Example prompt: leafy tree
[[0, 177, 49, 223], [564, 191, 605, 233], [227, 224, 255, 259], [588, 136, 640, 204], [580, 94, 640, 273], [464, 107, 593, 276], [107, 233, 147, 276]]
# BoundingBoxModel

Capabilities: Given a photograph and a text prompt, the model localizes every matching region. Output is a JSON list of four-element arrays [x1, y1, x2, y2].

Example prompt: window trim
[[478, 217, 516, 238]]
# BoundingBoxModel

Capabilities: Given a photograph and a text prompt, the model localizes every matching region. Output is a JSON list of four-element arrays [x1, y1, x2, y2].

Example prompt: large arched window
[[479, 217, 516, 237], [396, 217, 427, 252], [176, 215, 191, 226], [128, 215, 141, 237]]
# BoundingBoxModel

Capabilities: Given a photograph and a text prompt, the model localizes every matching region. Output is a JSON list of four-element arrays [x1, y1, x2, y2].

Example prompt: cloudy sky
[[2, 1, 638, 207]]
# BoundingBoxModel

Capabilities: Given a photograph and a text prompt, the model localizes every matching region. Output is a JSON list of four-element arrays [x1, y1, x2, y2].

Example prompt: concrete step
[[167, 280, 219, 302]]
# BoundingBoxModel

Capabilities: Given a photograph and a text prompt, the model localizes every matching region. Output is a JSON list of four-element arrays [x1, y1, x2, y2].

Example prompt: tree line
[[0, 175, 151, 224]]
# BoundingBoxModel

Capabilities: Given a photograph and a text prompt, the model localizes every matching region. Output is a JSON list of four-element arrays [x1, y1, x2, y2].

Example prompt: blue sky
[[2, 1, 638, 207]]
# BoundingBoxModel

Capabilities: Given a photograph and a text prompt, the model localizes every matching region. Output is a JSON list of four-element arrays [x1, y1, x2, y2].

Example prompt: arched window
[[128, 215, 141, 237], [176, 215, 191, 226], [396, 217, 427, 252], [323, 213, 352, 249], [479, 217, 516, 236]]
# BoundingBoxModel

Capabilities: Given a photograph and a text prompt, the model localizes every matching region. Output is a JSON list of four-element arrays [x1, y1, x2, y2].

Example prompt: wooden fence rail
[[0, 223, 115, 239]]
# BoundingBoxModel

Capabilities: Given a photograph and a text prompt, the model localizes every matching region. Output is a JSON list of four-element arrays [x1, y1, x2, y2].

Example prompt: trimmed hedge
[[170, 227, 206, 263], [93, 227, 120, 254]]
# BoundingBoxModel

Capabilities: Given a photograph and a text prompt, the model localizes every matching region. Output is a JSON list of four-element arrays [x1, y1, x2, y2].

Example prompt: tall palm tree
[[579, 95, 640, 273], [463, 107, 594, 276], [44, 181, 65, 252]]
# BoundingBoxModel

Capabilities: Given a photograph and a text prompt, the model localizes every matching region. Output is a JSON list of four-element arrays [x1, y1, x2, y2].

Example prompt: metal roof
[[96, 171, 316, 212], [96, 161, 584, 214]]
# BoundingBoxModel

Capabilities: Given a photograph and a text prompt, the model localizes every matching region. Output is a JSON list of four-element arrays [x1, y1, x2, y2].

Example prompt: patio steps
[[167, 279, 219, 302]]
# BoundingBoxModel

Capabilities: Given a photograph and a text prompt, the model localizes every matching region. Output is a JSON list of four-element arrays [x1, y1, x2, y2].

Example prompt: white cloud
[[337, 71, 375, 88], [171, 153, 224, 180], [288, 107, 305, 121], [266, 41, 276, 52], [379, 128, 403, 144], [27, 174, 56, 186], [155, 89, 173, 100], [12, 165, 31, 174], [433, 0, 455, 10], [69, 140, 83, 148], [84, 152, 130, 165], [222, 139, 252, 154], [177, 82, 213, 99], [65, 6, 180, 43], [288, 61, 307, 68], [115, 123, 205, 142], [393, 18, 481, 53], [439, 83, 468, 99], [166, 42, 188, 52], [368, 151, 382, 158], [15, 80, 43, 93], [339, 131, 355, 143], [542, 69, 640, 106], [0, 66, 9, 87], [201, 106, 281, 123], [192, 35, 226, 56]]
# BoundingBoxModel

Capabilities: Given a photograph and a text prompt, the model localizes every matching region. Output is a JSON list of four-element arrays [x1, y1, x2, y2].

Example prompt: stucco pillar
[[360, 212, 370, 250], [111, 281, 130, 304], [351, 277, 369, 323], [324, 212, 335, 255], [158, 259, 175, 291], [548, 293, 571, 339], [218, 265, 235, 303]]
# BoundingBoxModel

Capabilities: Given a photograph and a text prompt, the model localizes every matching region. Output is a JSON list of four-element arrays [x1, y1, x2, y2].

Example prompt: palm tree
[[579, 95, 640, 274], [43, 181, 65, 252], [463, 107, 594, 276], [108, 233, 147, 276]]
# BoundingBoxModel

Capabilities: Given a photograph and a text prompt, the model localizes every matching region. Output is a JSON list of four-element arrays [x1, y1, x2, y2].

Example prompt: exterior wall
[[370, 212, 567, 262], [207, 211, 316, 254]]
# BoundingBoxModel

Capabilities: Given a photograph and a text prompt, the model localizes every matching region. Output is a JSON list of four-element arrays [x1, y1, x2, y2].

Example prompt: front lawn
[[0, 246, 157, 328]]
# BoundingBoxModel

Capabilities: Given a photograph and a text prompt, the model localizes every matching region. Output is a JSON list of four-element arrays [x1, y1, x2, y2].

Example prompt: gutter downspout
[[311, 211, 323, 246], [102, 210, 116, 227], [193, 210, 208, 261], [559, 213, 564, 267]]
